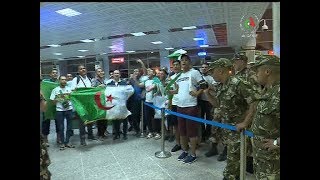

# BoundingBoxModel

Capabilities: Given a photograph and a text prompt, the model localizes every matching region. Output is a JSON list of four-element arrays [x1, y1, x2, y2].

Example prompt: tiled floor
[[46, 123, 256, 180]]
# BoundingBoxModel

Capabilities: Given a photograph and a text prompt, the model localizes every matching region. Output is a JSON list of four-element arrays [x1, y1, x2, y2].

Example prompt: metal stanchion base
[[155, 151, 172, 158], [139, 132, 145, 138]]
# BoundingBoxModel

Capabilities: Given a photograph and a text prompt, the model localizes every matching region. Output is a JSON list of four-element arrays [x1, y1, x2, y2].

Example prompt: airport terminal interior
[[40, 2, 280, 180]]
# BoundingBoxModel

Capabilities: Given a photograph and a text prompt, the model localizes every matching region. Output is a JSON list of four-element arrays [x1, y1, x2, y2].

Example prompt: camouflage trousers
[[252, 138, 280, 180], [223, 141, 241, 180]]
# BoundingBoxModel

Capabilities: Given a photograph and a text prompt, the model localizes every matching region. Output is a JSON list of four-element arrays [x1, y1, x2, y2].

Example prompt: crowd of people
[[40, 51, 280, 180]]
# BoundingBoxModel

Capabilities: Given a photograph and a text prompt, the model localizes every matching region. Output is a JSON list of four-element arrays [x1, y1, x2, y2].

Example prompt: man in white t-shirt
[[143, 68, 157, 138], [175, 54, 204, 164], [70, 65, 96, 146], [50, 76, 75, 150]]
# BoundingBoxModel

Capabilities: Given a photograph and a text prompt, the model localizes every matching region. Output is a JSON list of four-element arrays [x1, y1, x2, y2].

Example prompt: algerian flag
[[167, 49, 187, 60], [70, 85, 134, 123], [104, 85, 134, 120], [70, 87, 107, 124], [41, 81, 59, 120]]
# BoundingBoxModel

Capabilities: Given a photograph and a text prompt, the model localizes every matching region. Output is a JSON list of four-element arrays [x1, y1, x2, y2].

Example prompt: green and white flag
[[70, 87, 107, 124], [41, 81, 59, 120]]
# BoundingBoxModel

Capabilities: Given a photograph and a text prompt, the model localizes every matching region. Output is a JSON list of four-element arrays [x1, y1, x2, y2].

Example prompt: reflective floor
[[46, 122, 256, 180]]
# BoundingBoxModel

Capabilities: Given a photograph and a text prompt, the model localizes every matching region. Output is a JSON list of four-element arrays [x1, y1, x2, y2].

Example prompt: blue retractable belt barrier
[[143, 102, 253, 137]]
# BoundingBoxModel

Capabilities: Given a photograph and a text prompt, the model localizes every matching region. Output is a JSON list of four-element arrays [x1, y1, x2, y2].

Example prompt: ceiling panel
[[40, 2, 270, 61]]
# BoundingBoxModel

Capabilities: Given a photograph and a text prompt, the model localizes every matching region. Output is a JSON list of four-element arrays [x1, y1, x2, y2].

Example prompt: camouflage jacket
[[40, 134, 51, 180], [215, 76, 258, 125], [214, 76, 260, 143], [251, 82, 280, 139]]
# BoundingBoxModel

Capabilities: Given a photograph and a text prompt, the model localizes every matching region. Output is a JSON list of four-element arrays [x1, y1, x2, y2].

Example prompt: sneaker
[[65, 144, 75, 148], [146, 133, 153, 139], [59, 145, 66, 150], [177, 151, 188, 161], [171, 144, 181, 152], [98, 136, 105, 141], [154, 133, 161, 140], [183, 155, 197, 164]]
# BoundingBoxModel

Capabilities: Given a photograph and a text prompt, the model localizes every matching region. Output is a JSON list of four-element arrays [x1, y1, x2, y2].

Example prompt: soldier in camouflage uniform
[[238, 55, 280, 180], [207, 58, 259, 180], [232, 52, 261, 174]]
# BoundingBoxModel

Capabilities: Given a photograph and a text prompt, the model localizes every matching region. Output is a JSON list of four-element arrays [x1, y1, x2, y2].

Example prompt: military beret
[[252, 55, 280, 68], [208, 58, 233, 70]]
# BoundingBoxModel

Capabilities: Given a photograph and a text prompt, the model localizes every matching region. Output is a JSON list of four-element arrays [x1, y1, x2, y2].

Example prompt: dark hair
[[202, 62, 209, 66], [180, 54, 191, 61]]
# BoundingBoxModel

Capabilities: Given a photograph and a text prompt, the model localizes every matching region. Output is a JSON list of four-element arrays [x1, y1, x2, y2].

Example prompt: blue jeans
[[56, 110, 73, 144]]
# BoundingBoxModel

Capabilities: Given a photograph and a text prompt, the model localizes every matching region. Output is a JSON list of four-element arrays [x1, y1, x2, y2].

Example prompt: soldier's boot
[[217, 146, 227, 161], [43, 135, 49, 147], [205, 143, 218, 157], [246, 156, 254, 174]]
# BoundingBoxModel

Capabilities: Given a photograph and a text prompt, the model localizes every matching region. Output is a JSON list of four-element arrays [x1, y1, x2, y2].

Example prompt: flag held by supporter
[[41, 81, 59, 120], [104, 85, 134, 120]]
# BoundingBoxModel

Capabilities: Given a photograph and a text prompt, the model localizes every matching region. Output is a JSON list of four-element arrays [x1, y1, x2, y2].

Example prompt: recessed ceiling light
[[80, 39, 94, 43], [78, 49, 88, 52], [193, 38, 204, 41], [53, 53, 62, 55], [77, 56, 85, 58], [130, 32, 146, 36], [126, 51, 135, 53], [151, 41, 163, 44], [48, 44, 61, 47], [165, 47, 174, 50], [55, 8, 81, 17], [200, 45, 209, 47], [182, 26, 197, 30]]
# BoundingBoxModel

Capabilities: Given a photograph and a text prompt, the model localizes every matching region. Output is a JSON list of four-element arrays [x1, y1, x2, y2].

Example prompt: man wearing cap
[[173, 54, 204, 164], [236, 55, 280, 180], [206, 58, 258, 180]]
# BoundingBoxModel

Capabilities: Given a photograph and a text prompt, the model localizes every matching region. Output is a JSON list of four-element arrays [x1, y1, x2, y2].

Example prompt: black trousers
[[198, 99, 213, 137], [113, 119, 128, 136], [129, 100, 141, 133], [96, 120, 108, 137]]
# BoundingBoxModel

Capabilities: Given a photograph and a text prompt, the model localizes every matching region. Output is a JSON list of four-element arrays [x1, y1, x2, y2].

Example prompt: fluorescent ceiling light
[[182, 26, 197, 30], [200, 45, 209, 47], [126, 51, 136, 53], [48, 44, 61, 47], [80, 39, 94, 43], [109, 46, 115, 48], [165, 47, 174, 50], [77, 56, 85, 58], [151, 41, 163, 44], [193, 38, 204, 41], [53, 53, 62, 55], [56, 8, 81, 17], [78, 49, 88, 52], [130, 32, 146, 36], [100, 53, 107, 55]]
